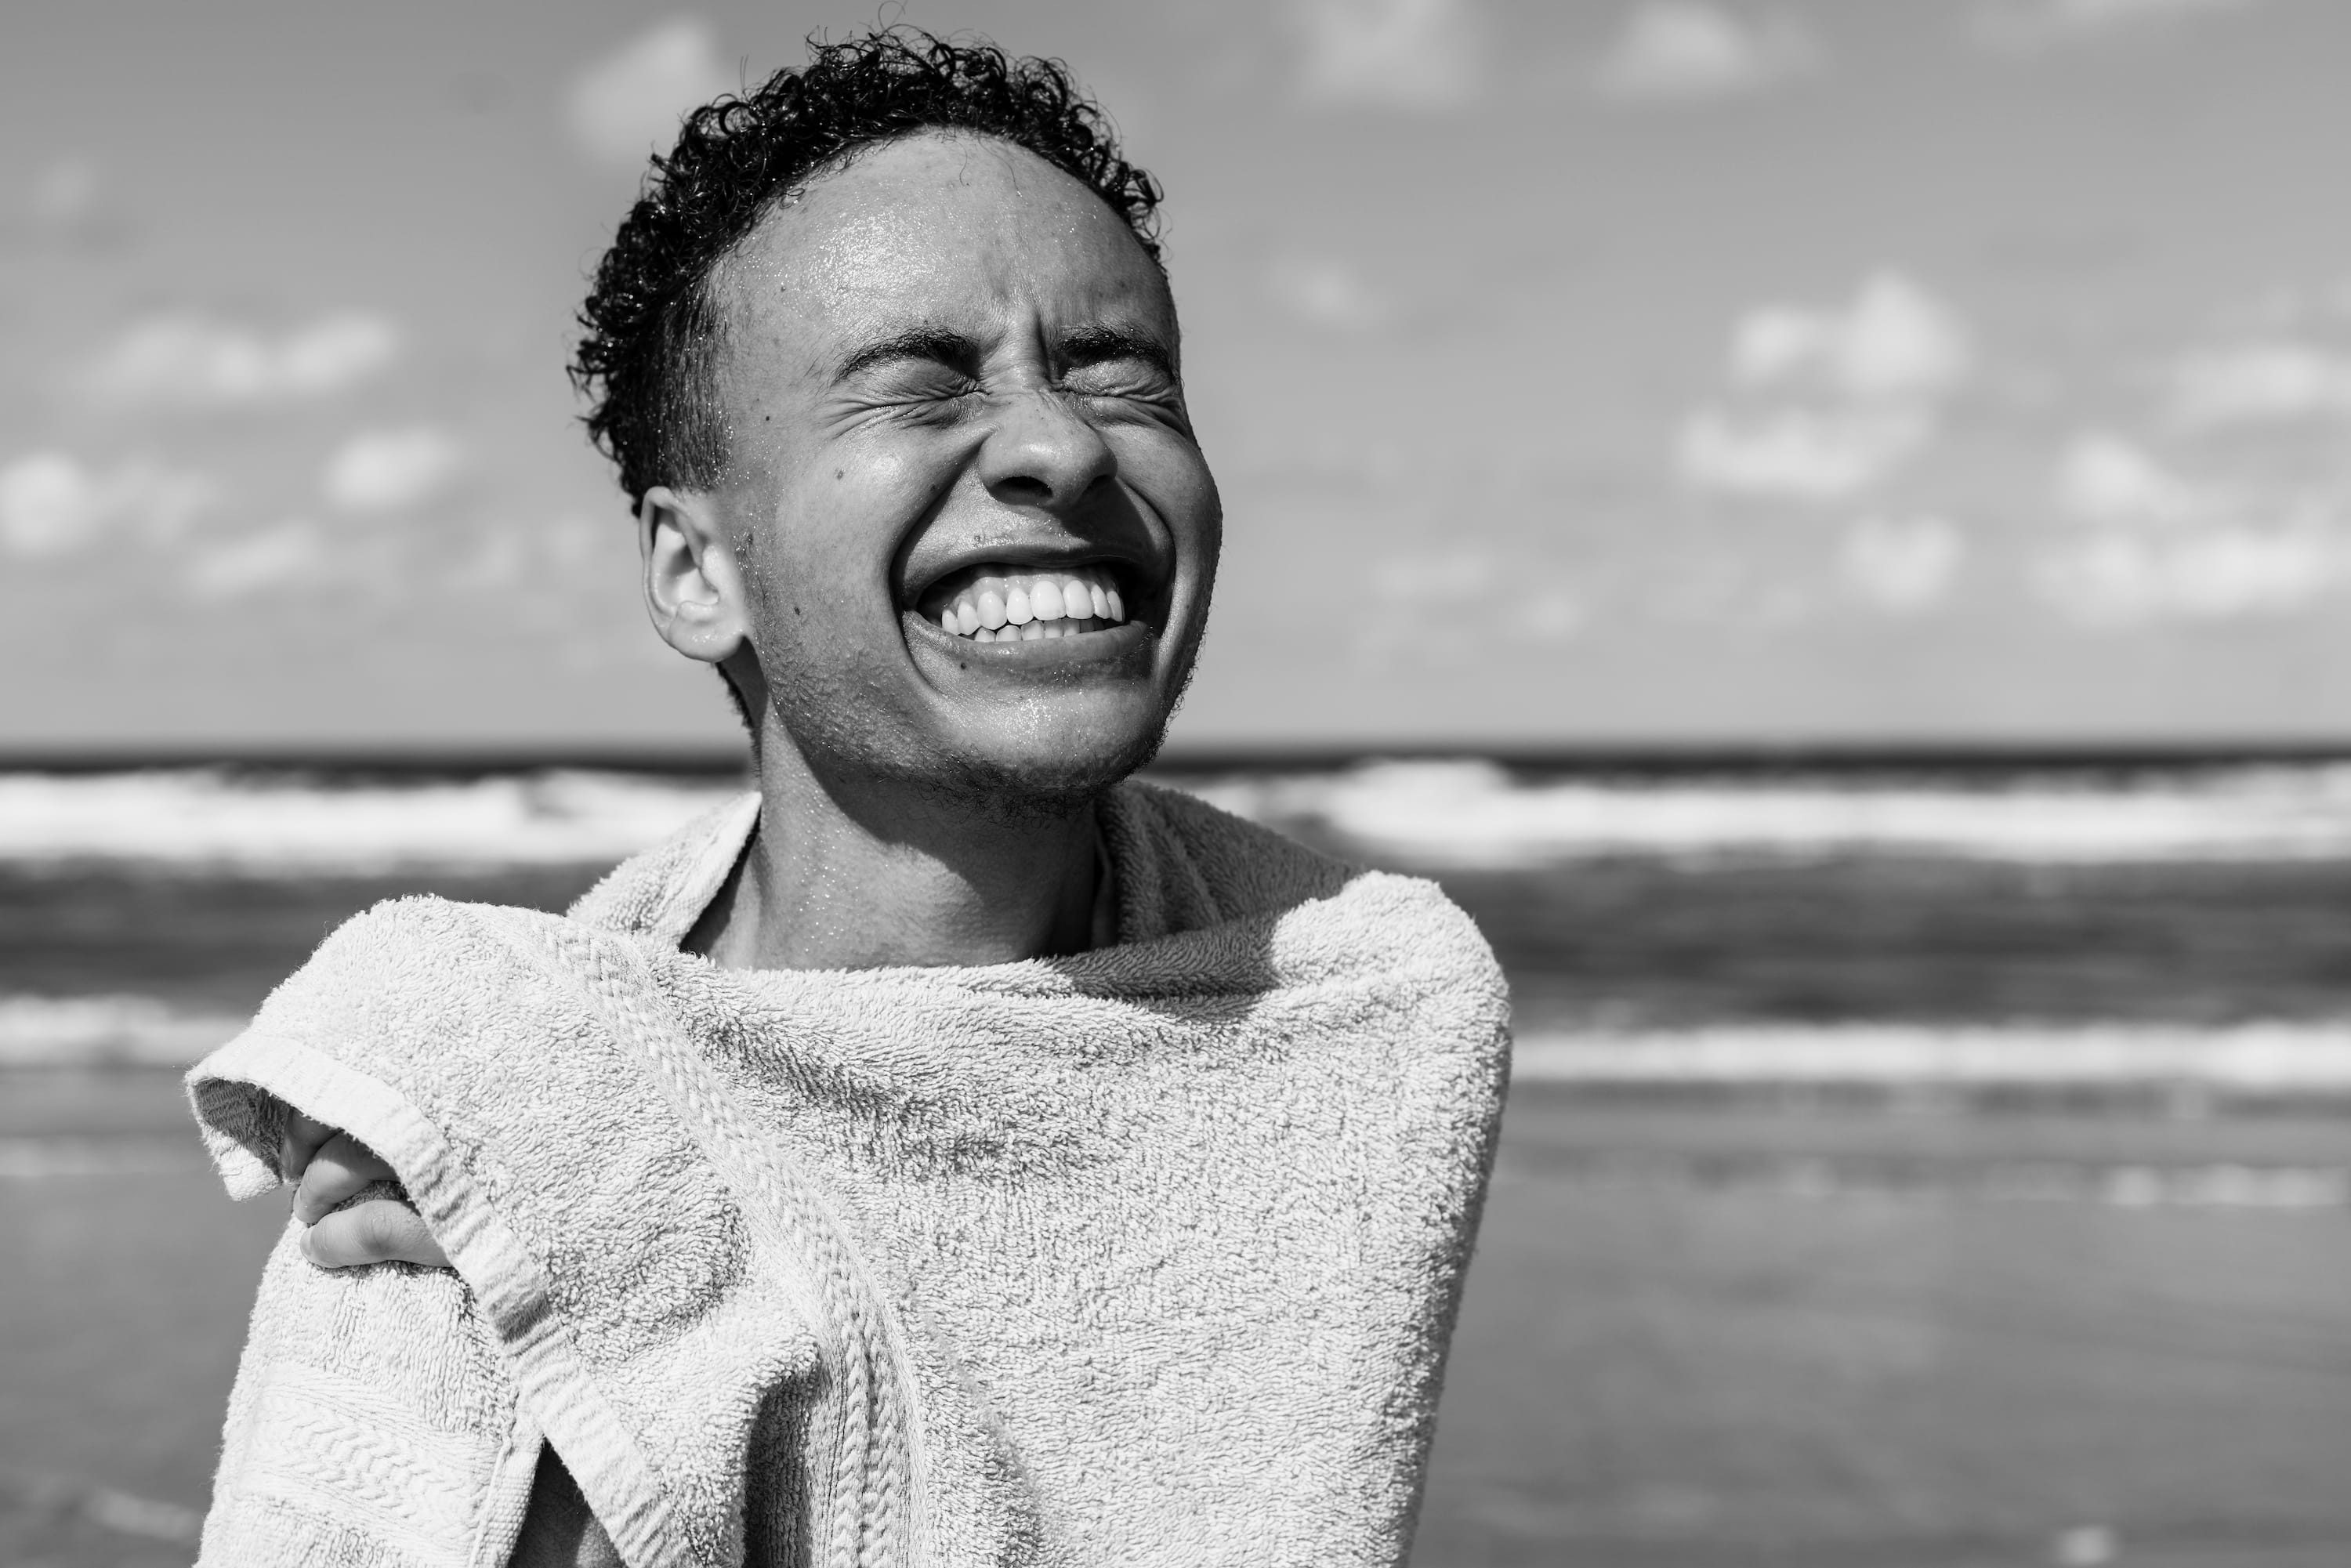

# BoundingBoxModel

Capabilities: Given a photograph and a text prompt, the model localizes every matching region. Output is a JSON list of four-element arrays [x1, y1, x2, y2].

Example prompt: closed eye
[[1056, 326, 1176, 384], [1055, 328, 1183, 409], [1058, 361, 1179, 400], [861, 360, 983, 405]]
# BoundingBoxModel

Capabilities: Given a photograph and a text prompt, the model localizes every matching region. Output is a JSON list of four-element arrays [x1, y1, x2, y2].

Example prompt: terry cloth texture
[[187, 781, 1511, 1568]]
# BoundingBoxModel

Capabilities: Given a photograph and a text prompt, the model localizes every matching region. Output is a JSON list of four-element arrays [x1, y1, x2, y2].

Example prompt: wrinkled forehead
[[714, 132, 1173, 377]]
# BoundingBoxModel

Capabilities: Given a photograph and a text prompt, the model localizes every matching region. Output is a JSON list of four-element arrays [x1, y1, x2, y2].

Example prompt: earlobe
[[640, 486, 748, 667]]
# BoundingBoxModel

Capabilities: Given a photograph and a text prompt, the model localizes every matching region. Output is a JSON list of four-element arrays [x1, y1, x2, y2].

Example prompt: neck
[[687, 726, 1103, 972]]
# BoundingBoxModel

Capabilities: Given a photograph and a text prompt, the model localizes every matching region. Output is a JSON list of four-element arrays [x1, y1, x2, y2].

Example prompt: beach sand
[[5, 1070, 2348, 1567]]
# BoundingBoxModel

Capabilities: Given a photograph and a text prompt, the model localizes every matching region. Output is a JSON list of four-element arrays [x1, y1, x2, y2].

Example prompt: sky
[[5, 0, 2351, 752]]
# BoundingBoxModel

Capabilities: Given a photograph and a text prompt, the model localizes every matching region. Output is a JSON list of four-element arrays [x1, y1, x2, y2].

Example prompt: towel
[[187, 780, 1510, 1568]]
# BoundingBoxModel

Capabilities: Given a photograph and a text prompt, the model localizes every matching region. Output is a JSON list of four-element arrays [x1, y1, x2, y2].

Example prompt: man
[[189, 31, 1508, 1566]]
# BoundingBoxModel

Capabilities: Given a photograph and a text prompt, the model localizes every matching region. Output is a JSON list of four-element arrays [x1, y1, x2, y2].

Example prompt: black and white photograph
[[3, 2, 2349, 1565]]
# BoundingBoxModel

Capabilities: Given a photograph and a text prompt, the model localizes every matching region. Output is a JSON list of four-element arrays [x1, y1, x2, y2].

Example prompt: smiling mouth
[[916, 563, 1133, 644]]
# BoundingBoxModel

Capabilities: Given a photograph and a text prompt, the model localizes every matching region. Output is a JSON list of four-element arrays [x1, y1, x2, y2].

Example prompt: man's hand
[[280, 1110, 449, 1269]]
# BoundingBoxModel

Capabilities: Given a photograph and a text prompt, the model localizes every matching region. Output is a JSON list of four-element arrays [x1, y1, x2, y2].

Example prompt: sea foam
[[1183, 759, 2351, 867], [0, 770, 741, 872], [6, 760, 2351, 871], [0, 994, 246, 1067]]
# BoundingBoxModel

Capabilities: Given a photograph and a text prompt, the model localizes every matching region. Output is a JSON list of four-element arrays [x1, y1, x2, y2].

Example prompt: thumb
[[301, 1198, 451, 1270]]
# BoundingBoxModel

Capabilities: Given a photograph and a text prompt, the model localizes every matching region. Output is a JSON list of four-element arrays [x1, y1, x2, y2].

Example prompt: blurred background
[[5, 2, 2350, 1564]]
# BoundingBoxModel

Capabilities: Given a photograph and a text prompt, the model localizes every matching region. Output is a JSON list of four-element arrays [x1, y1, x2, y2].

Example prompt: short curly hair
[[571, 27, 1165, 508]]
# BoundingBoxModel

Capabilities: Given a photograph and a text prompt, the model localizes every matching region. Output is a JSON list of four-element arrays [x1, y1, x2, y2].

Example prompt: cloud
[[1841, 514, 1965, 611], [1594, 2, 1819, 103], [1678, 272, 1969, 501], [1266, 255, 1395, 335], [2035, 518, 2346, 624], [1290, 0, 1486, 112], [2163, 343, 2351, 427], [0, 454, 114, 556], [2053, 432, 2204, 525], [323, 426, 464, 513], [1732, 273, 1972, 400], [183, 523, 328, 600], [1678, 405, 1933, 501], [86, 310, 400, 409], [1975, 0, 2262, 52], [0, 451, 215, 557], [2036, 431, 2351, 623], [566, 17, 737, 170]]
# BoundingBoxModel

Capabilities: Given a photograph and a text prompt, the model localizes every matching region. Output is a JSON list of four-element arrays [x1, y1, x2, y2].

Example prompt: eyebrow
[[835, 328, 981, 383], [1056, 326, 1177, 381]]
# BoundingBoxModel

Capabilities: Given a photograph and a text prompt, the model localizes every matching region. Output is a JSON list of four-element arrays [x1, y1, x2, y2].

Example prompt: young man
[[188, 32, 1508, 1566]]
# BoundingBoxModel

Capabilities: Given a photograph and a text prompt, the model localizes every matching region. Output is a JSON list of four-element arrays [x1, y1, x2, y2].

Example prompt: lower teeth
[[969, 617, 1106, 643]]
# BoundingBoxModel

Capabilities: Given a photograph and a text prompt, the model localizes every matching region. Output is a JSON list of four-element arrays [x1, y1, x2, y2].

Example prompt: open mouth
[[915, 563, 1133, 644]]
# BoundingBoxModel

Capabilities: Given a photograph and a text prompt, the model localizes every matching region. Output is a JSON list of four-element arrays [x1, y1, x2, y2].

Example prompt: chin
[[914, 717, 1170, 824], [758, 637, 1188, 822]]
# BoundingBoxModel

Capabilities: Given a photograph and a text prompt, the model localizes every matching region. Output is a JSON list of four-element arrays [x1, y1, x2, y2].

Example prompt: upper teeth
[[931, 568, 1128, 643]]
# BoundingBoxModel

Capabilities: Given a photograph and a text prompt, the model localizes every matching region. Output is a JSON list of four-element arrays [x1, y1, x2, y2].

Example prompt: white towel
[[188, 780, 1510, 1567]]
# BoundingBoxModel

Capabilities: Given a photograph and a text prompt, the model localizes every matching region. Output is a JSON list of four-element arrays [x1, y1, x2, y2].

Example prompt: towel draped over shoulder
[[187, 780, 1510, 1568]]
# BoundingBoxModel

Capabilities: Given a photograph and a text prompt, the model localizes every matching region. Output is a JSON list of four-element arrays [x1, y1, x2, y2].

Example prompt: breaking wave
[[0, 770, 742, 872], [1511, 1021, 2351, 1092], [1181, 759, 2351, 867], [6, 759, 2351, 871], [0, 994, 245, 1067]]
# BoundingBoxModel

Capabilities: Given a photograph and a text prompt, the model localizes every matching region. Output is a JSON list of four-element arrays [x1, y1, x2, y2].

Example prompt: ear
[[640, 485, 748, 666]]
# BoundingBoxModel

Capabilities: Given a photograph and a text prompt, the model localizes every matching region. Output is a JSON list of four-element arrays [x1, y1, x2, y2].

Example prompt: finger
[[292, 1132, 400, 1226], [279, 1110, 339, 1186], [300, 1199, 449, 1270]]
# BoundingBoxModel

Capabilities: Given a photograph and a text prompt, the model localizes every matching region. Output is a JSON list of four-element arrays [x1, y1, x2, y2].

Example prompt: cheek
[[1117, 435, 1220, 544], [1132, 446, 1224, 599], [810, 440, 958, 571], [1190, 469, 1226, 563], [735, 470, 919, 670]]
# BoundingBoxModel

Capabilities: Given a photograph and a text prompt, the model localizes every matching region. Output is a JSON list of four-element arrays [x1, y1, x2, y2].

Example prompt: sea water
[[5, 759, 2351, 1087]]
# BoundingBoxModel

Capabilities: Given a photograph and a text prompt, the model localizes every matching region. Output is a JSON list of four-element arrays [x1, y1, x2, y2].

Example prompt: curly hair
[[571, 27, 1165, 508]]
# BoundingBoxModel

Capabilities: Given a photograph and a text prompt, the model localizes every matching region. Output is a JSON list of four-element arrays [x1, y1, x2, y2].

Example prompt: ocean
[[5, 759, 2350, 1565], [8, 757, 2351, 1085]]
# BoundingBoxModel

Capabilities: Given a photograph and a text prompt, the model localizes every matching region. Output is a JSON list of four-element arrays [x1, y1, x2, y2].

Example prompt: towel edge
[[184, 1031, 701, 1568]]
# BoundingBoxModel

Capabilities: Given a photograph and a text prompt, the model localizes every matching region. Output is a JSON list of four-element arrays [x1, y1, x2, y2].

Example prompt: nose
[[976, 389, 1117, 515]]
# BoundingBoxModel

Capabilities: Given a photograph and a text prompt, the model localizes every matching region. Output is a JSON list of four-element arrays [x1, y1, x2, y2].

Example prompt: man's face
[[693, 131, 1220, 809]]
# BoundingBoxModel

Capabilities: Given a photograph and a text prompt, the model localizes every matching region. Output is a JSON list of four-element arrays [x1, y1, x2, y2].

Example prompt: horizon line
[[7, 737, 2351, 777]]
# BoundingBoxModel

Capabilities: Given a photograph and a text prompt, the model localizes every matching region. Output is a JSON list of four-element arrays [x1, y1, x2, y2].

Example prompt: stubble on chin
[[755, 650, 1173, 828], [917, 722, 1171, 827], [900, 632, 1204, 826]]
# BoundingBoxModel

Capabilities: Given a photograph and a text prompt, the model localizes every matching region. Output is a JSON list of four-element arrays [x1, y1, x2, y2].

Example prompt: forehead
[[719, 132, 1170, 362]]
